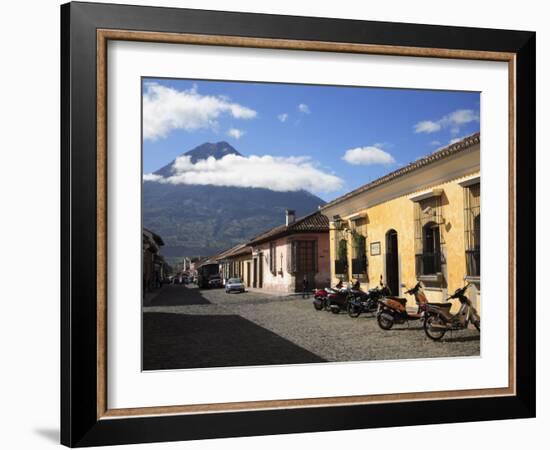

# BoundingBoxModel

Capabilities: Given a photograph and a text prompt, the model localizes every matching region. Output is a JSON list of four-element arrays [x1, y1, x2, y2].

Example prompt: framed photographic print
[[61, 1, 535, 447]]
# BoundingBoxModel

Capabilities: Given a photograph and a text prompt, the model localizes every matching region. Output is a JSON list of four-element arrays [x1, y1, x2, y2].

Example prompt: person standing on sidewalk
[[302, 276, 309, 299]]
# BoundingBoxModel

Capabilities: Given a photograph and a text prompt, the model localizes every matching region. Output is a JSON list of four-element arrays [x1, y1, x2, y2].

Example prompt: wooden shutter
[[288, 240, 298, 273], [313, 240, 318, 273], [286, 240, 292, 273]]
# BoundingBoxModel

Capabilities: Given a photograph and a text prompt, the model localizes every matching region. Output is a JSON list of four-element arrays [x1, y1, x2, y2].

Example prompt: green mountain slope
[[143, 142, 325, 259]]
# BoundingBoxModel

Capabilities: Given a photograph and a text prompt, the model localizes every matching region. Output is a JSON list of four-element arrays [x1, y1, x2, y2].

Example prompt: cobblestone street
[[143, 284, 480, 370]]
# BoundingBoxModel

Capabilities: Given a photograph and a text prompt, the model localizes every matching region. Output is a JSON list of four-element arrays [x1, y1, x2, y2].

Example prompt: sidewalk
[[244, 286, 313, 298]]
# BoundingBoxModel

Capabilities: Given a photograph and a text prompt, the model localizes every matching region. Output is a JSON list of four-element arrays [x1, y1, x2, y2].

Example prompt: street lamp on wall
[[332, 214, 343, 230]]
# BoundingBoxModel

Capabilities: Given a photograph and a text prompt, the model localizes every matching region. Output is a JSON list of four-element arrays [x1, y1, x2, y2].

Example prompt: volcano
[[143, 142, 325, 260]]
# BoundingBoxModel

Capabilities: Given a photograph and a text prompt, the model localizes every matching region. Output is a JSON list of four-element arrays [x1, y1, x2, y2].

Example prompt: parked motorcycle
[[423, 284, 480, 340], [347, 283, 391, 318], [376, 282, 428, 330], [327, 282, 353, 314], [313, 280, 353, 314], [312, 280, 345, 312], [313, 287, 330, 311]]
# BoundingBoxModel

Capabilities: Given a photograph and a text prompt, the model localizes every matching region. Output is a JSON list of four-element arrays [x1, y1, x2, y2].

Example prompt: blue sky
[[143, 78, 480, 202]]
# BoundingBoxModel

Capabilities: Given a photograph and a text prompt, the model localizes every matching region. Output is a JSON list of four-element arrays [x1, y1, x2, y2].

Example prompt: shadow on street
[[145, 284, 212, 307], [143, 311, 326, 370]]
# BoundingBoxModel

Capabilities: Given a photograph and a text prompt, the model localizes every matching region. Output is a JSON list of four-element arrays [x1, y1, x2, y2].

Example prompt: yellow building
[[321, 133, 481, 310], [217, 244, 253, 287]]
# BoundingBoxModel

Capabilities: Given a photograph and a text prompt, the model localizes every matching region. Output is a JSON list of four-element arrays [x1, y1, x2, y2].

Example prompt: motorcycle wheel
[[366, 301, 378, 316], [377, 312, 394, 330], [347, 302, 361, 318], [424, 315, 447, 341], [313, 299, 323, 311], [331, 306, 340, 314]]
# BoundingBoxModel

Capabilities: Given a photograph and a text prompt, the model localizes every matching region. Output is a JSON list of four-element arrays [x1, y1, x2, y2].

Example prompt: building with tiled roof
[[142, 228, 167, 293], [216, 244, 253, 287], [248, 210, 329, 246], [246, 209, 330, 293], [323, 132, 480, 211], [321, 133, 481, 309]]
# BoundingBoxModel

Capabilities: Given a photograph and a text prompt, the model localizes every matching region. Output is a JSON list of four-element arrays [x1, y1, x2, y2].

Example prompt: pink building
[[248, 210, 331, 293]]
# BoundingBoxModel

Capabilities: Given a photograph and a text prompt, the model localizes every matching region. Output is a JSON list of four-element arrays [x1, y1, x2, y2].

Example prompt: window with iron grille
[[414, 196, 443, 276], [350, 218, 367, 277], [335, 238, 348, 276], [351, 233, 367, 276], [464, 182, 480, 277]]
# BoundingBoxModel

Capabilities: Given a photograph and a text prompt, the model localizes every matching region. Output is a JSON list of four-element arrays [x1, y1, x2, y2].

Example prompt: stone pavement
[[142, 284, 480, 370]]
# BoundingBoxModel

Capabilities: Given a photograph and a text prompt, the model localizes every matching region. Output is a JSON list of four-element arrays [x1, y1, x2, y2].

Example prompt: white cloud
[[445, 109, 479, 125], [298, 103, 310, 114], [414, 121, 441, 134], [143, 82, 257, 140], [430, 140, 442, 146], [227, 128, 245, 139], [414, 109, 479, 134], [342, 146, 396, 166], [277, 113, 289, 122], [143, 173, 164, 182], [144, 154, 343, 194], [449, 137, 464, 144]]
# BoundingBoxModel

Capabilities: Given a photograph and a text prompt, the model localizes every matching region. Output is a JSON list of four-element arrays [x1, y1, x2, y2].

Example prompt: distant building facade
[[142, 228, 167, 292], [218, 244, 253, 287]]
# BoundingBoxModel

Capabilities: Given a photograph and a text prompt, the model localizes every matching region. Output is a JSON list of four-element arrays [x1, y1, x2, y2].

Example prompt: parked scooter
[[376, 282, 428, 330], [347, 282, 391, 318], [423, 284, 480, 340]]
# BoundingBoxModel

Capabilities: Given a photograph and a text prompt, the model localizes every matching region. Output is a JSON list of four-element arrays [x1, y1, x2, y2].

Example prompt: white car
[[225, 278, 245, 293]]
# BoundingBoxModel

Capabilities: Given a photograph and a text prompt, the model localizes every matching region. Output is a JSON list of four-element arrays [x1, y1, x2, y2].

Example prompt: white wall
[[0, 1, 547, 449]]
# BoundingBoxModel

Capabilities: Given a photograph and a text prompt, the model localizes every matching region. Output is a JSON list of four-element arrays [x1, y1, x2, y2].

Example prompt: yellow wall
[[328, 173, 480, 310], [222, 255, 253, 287]]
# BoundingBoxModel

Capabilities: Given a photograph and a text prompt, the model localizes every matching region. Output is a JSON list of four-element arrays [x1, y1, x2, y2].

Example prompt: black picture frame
[[61, 1, 535, 447]]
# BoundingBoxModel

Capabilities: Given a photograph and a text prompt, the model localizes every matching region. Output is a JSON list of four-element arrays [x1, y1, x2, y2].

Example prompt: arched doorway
[[385, 229, 399, 296]]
